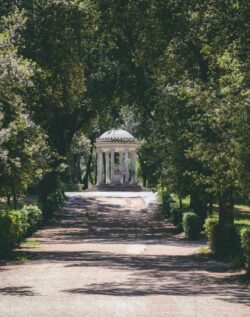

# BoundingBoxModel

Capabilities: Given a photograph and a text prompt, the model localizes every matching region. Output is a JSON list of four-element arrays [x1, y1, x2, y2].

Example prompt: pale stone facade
[[96, 129, 139, 185]]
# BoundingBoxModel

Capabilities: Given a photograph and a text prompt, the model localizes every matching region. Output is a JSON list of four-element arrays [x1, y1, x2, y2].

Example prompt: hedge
[[23, 205, 42, 235], [240, 228, 250, 275], [182, 212, 201, 240], [0, 205, 42, 257], [204, 218, 241, 258]]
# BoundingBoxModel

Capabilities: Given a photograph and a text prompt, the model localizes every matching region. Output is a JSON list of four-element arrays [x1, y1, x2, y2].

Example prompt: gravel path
[[0, 192, 249, 317]]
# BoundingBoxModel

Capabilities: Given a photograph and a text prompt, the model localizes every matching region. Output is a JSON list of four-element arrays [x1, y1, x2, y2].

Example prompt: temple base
[[86, 184, 149, 192]]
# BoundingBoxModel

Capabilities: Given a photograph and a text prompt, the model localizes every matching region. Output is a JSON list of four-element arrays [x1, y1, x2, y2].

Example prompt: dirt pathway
[[0, 192, 249, 317]]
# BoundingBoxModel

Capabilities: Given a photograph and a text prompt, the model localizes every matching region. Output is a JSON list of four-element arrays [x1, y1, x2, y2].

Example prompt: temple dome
[[98, 128, 136, 142]]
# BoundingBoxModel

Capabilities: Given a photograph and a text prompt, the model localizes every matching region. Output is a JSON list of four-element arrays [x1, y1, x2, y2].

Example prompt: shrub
[[204, 218, 241, 258], [0, 212, 17, 256], [0, 204, 42, 257], [23, 205, 42, 235], [240, 228, 250, 275], [170, 206, 183, 230], [182, 212, 201, 240], [157, 187, 172, 217], [41, 188, 66, 219], [0, 210, 27, 256], [204, 218, 218, 253], [10, 210, 29, 243]]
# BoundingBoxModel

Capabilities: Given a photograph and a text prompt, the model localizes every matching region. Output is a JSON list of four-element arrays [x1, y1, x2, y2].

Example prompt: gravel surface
[[0, 192, 249, 317]]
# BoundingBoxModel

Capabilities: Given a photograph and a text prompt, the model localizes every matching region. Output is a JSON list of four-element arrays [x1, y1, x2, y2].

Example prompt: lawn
[[170, 194, 250, 230], [209, 204, 250, 231], [0, 195, 38, 211]]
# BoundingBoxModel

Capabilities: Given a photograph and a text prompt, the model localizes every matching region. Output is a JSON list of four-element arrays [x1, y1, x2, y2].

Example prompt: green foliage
[[157, 187, 173, 217], [0, 10, 50, 203], [41, 188, 66, 220], [204, 218, 218, 253], [22, 205, 42, 235], [170, 206, 183, 230], [138, 139, 162, 187], [0, 212, 18, 255], [69, 133, 92, 184], [0, 204, 42, 257], [240, 228, 250, 275], [204, 218, 241, 258], [182, 212, 201, 240], [64, 183, 83, 192], [0, 1, 249, 232]]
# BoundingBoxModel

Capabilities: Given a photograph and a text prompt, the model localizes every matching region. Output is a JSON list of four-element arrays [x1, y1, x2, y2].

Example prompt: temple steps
[[85, 184, 150, 192]]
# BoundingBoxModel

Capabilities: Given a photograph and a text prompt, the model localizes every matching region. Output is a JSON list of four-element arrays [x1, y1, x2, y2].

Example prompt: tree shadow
[[30, 196, 183, 245], [1, 194, 249, 307], [0, 286, 38, 296], [63, 275, 250, 306]]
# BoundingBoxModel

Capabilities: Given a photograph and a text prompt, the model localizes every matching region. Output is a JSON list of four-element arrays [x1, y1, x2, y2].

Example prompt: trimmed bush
[[204, 218, 241, 258], [23, 205, 42, 235], [0, 212, 17, 255], [41, 189, 66, 219], [182, 212, 201, 240], [170, 206, 183, 230], [204, 218, 219, 253], [0, 210, 28, 256], [0, 204, 42, 257], [240, 228, 250, 275]]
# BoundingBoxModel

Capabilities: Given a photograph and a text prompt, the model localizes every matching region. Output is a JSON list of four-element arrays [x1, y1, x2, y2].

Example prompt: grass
[[22, 240, 41, 248], [198, 246, 210, 255], [0, 195, 38, 211], [170, 194, 190, 208], [209, 205, 250, 231], [234, 205, 250, 230]]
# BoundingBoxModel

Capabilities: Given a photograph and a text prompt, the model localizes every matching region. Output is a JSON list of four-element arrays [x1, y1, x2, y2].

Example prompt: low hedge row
[[169, 206, 202, 239], [240, 228, 250, 275], [182, 212, 201, 240], [204, 219, 241, 257], [204, 218, 250, 274], [0, 205, 42, 257]]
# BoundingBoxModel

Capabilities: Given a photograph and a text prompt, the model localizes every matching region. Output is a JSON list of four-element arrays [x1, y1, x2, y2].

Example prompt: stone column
[[96, 150, 103, 185], [110, 149, 115, 183], [131, 151, 137, 184], [124, 150, 129, 183], [119, 152, 124, 184], [105, 151, 110, 184]]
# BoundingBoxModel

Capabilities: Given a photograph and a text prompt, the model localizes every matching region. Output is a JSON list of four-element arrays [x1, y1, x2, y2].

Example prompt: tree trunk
[[76, 154, 82, 183], [7, 194, 11, 206], [71, 154, 80, 183], [190, 193, 208, 225], [218, 191, 234, 225], [207, 198, 214, 216], [13, 192, 18, 210], [179, 197, 183, 209], [82, 142, 94, 190]]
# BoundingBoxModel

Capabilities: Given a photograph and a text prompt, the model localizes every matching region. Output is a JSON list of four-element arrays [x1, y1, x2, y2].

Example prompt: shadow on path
[[0, 286, 37, 296], [1, 194, 249, 307]]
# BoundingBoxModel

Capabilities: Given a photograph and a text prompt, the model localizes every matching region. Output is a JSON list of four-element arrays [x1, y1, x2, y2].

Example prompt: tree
[[0, 9, 49, 207]]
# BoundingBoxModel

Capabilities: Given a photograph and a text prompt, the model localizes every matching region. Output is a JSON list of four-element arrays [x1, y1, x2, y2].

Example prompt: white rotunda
[[95, 128, 139, 186]]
